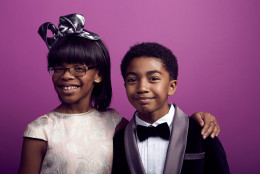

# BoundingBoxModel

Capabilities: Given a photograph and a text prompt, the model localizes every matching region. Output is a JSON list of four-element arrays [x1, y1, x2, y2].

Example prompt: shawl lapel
[[124, 113, 146, 174], [163, 105, 189, 174]]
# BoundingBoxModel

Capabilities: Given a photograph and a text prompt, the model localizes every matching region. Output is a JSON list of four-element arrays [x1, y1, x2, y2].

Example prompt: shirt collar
[[135, 104, 175, 127]]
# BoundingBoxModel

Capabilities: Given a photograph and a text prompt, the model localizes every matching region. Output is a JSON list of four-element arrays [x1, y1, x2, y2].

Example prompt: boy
[[112, 42, 230, 174]]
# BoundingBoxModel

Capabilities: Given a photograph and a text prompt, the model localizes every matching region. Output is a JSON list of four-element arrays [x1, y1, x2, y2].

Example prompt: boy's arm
[[112, 128, 131, 174], [204, 137, 230, 174], [191, 112, 220, 139], [18, 138, 47, 174]]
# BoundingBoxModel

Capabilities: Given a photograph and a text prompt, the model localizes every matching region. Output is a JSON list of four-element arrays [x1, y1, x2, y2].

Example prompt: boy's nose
[[137, 79, 149, 93]]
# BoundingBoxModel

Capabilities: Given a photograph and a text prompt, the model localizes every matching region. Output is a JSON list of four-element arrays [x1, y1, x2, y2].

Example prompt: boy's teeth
[[63, 86, 78, 90]]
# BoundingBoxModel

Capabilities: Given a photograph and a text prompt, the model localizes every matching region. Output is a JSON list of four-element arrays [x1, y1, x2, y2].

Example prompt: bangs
[[48, 36, 101, 68]]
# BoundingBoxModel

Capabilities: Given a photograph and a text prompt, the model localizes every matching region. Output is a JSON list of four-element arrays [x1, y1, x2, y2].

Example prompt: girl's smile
[[60, 86, 79, 95], [52, 63, 102, 106], [58, 83, 81, 95]]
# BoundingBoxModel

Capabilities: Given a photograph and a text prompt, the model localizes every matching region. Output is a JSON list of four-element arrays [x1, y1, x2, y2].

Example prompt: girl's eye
[[55, 67, 64, 72], [74, 67, 86, 72]]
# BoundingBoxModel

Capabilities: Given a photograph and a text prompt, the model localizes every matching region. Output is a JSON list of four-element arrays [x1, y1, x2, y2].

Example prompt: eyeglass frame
[[48, 65, 96, 77]]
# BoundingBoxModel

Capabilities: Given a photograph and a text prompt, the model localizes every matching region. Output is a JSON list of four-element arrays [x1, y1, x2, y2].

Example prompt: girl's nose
[[61, 69, 74, 80]]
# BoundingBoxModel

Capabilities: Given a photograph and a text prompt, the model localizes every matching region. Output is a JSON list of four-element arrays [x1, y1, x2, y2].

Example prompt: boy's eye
[[149, 76, 160, 81], [126, 78, 137, 83]]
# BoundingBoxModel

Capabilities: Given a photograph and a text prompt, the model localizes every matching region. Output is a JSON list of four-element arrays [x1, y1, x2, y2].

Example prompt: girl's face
[[52, 63, 102, 106]]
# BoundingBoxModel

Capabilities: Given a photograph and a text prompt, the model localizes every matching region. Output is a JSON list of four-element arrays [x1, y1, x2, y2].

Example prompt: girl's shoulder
[[95, 108, 123, 127], [23, 112, 55, 141], [26, 112, 57, 127], [96, 108, 122, 118], [99, 108, 120, 115]]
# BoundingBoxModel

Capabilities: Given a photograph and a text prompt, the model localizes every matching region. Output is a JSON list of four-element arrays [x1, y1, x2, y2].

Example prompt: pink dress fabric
[[23, 108, 122, 174]]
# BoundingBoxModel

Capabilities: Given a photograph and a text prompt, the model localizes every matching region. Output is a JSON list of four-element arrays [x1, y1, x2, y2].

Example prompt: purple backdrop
[[1, 0, 259, 173]]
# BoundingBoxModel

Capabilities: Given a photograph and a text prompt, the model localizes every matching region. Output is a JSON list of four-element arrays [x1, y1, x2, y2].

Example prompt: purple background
[[1, 0, 260, 173]]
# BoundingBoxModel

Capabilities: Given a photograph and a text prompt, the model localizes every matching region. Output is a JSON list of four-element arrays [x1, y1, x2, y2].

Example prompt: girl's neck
[[53, 103, 93, 114]]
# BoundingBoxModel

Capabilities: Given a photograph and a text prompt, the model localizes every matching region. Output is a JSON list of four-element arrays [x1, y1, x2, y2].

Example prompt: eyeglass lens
[[49, 66, 87, 76]]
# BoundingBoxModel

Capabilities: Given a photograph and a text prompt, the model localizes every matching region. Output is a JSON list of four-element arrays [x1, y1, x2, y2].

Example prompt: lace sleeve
[[108, 109, 122, 128], [23, 115, 49, 141]]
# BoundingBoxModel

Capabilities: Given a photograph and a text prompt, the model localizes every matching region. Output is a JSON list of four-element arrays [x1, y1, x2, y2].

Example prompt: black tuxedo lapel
[[124, 114, 146, 174], [163, 105, 189, 174]]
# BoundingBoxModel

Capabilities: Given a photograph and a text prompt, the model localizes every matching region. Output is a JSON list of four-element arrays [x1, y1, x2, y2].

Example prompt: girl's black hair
[[48, 35, 112, 111]]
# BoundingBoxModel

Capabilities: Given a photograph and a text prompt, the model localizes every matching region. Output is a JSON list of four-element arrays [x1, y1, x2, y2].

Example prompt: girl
[[18, 14, 220, 174]]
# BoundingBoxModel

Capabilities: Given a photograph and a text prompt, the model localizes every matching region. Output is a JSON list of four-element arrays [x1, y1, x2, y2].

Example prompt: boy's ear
[[168, 80, 177, 96]]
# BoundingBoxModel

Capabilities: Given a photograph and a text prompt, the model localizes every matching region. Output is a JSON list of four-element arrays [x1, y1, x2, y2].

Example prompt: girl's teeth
[[63, 86, 78, 90]]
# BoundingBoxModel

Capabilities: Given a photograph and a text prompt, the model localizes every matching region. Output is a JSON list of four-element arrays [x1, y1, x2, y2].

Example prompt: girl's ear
[[94, 72, 102, 83], [94, 76, 102, 83], [168, 80, 177, 96]]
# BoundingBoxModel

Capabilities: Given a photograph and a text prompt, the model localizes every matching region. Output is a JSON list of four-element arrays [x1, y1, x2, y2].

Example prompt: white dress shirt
[[135, 104, 175, 174]]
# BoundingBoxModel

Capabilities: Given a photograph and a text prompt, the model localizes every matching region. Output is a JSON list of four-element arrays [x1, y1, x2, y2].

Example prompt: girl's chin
[[60, 97, 79, 104]]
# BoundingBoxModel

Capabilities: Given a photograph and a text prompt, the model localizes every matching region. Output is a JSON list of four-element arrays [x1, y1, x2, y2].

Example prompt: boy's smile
[[124, 57, 177, 123]]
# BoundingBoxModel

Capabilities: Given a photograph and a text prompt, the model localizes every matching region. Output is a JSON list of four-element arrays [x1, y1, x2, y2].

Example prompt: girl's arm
[[18, 138, 47, 174]]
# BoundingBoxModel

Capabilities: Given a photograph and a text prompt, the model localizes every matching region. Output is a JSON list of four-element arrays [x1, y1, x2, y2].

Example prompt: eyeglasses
[[48, 66, 96, 77]]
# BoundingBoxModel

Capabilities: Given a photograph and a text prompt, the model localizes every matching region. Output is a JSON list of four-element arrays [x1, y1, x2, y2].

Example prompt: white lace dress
[[23, 108, 122, 174]]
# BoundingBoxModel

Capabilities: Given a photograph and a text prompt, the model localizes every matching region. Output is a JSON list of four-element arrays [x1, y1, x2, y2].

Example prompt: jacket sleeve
[[112, 128, 131, 174], [204, 137, 230, 174]]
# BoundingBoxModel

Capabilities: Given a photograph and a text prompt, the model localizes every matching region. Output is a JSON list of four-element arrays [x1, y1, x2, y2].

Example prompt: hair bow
[[38, 13, 101, 49]]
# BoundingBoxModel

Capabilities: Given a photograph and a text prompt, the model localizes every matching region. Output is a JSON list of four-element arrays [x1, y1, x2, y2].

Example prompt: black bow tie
[[136, 122, 170, 142]]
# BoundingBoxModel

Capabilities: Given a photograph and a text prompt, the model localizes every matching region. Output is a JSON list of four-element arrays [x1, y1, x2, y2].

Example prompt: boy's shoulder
[[113, 126, 126, 143], [186, 116, 224, 154], [188, 117, 203, 136]]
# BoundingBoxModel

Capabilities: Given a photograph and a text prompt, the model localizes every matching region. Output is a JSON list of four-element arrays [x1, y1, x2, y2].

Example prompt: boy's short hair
[[121, 42, 178, 80]]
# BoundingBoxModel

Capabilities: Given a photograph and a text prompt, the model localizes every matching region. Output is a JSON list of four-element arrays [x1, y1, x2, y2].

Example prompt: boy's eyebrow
[[146, 70, 162, 76], [125, 71, 137, 77], [125, 70, 162, 77]]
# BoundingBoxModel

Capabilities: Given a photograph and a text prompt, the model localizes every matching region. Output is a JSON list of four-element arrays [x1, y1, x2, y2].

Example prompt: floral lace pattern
[[23, 109, 122, 174]]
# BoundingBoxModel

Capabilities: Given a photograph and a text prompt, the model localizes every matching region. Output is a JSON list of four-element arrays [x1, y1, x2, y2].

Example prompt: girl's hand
[[191, 112, 220, 139]]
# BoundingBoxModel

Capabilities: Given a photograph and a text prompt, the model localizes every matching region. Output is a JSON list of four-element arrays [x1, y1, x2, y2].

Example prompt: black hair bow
[[38, 13, 101, 49]]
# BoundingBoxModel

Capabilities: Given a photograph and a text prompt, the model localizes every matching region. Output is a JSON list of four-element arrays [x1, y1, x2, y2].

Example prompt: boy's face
[[124, 57, 177, 123]]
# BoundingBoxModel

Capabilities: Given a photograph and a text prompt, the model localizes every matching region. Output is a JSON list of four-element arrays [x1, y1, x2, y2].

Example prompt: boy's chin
[[133, 102, 155, 113], [136, 107, 154, 115]]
